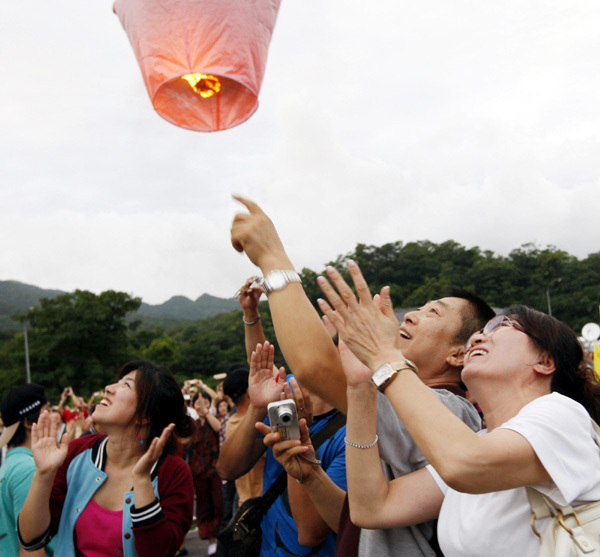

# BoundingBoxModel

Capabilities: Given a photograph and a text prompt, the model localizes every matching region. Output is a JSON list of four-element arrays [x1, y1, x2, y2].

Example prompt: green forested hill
[[0, 281, 239, 330], [1, 240, 599, 400]]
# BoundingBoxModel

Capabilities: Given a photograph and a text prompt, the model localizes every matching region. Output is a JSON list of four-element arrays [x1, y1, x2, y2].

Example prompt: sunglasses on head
[[466, 314, 526, 352]]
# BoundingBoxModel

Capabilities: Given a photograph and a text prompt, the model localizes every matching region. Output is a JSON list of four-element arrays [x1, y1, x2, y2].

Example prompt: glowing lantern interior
[[181, 74, 222, 99]]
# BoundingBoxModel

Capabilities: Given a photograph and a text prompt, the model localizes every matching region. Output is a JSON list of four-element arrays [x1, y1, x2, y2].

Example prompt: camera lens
[[277, 406, 293, 423]]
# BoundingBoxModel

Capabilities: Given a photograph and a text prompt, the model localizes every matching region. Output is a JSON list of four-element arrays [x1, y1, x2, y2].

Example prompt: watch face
[[268, 274, 287, 290], [372, 364, 392, 387]]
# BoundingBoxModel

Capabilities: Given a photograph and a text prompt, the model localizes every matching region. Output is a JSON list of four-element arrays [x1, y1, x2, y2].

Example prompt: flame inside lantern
[[181, 73, 222, 98]]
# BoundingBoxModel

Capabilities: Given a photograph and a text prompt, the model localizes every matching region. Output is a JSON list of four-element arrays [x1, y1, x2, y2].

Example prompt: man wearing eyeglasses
[[230, 196, 496, 557]]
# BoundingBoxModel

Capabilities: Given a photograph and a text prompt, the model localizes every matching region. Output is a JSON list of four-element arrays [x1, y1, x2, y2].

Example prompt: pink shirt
[[74, 497, 124, 556]]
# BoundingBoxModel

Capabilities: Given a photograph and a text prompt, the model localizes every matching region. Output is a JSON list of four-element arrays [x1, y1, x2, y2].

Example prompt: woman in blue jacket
[[19, 360, 195, 557]]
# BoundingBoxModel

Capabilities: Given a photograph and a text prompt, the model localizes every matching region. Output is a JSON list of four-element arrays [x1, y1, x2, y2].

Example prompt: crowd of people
[[1, 195, 600, 557]]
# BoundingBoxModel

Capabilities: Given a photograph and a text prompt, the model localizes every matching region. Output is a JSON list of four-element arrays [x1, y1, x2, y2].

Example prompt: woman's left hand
[[132, 423, 175, 479]]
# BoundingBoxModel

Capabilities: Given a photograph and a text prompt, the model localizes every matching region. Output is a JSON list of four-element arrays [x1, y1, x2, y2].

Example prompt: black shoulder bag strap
[[253, 411, 347, 516]]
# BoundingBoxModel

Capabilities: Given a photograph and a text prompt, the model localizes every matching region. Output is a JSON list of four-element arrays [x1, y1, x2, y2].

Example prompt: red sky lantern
[[113, 0, 281, 132]]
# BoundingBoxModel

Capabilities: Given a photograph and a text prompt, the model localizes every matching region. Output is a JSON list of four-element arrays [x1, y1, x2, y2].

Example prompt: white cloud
[[1, 0, 599, 304]]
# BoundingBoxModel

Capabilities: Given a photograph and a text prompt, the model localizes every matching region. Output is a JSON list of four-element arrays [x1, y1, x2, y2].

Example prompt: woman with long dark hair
[[18, 360, 195, 557], [316, 262, 600, 557]]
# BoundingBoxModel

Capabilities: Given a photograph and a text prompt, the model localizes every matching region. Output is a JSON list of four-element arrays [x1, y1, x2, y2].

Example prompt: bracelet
[[243, 314, 260, 326], [344, 435, 379, 449]]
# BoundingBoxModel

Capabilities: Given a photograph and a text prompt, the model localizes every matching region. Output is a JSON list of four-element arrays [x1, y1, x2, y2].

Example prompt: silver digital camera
[[267, 399, 300, 440]]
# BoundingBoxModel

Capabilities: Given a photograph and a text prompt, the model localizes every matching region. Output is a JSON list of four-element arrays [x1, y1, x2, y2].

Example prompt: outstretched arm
[[198, 381, 219, 402], [216, 404, 267, 481], [231, 196, 348, 413], [237, 276, 267, 364]]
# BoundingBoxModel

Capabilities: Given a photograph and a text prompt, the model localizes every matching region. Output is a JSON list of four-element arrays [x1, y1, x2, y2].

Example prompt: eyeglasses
[[465, 315, 526, 352]]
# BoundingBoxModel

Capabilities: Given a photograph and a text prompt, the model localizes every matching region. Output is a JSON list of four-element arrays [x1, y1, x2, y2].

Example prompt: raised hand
[[132, 423, 175, 479], [256, 418, 317, 483], [282, 377, 313, 427], [31, 411, 73, 475], [230, 196, 289, 269], [238, 277, 263, 311], [248, 341, 285, 408], [338, 338, 374, 387], [317, 261, 404, 370]]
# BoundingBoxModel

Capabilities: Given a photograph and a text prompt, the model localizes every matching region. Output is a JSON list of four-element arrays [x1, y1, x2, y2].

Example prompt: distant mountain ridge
[[137, 293, 239, 320], [0, 280, 239, 330]]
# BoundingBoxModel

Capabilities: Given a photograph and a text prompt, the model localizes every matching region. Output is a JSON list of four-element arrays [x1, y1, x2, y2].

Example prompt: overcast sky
[[1, 1, 599, 304]]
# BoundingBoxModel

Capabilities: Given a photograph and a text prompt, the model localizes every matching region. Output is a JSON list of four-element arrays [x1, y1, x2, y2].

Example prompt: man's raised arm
[[230, 196, 348, 413]]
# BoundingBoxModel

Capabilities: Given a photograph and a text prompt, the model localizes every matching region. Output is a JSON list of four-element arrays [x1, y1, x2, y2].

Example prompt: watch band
[[260, 270, 301, 294]]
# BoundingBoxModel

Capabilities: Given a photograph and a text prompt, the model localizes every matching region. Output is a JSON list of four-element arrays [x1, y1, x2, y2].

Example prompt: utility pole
[[23, 309, 32, 383]]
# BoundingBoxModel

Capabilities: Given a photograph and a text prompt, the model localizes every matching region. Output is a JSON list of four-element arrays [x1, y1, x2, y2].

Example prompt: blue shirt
[[260, 408, 347, 556], [0, 447, 54, 556]]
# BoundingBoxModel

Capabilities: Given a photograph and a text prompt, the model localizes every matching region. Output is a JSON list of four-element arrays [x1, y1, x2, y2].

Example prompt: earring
[[137, 433, 144, 445]]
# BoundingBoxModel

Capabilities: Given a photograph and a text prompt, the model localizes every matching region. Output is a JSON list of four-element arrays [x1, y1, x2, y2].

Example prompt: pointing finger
[[232, 195, 265, 216]]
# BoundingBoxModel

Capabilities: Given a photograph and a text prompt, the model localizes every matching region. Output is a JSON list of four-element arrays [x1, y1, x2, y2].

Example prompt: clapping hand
[[31, 411, 74, 475], [317, 261, 404, 370], [132, 423, 175, 479], [338, 338, 375, 387]]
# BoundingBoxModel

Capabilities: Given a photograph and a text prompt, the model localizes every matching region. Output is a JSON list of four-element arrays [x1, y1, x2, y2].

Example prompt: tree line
[[1, 241, 598, 401]]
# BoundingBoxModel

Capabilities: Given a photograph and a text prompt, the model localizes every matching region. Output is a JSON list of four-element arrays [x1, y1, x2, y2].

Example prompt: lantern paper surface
[[113, 0, 281, 132]]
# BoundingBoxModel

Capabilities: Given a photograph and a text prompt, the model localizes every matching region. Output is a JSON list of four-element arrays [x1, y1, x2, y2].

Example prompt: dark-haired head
[[446, 287, 496, 344], [502, 306, 600, 422], [223, 367, 249, 405], [192, 391, 211, 405], [216, 398, 230, 415], [119, 360, 194, 454]]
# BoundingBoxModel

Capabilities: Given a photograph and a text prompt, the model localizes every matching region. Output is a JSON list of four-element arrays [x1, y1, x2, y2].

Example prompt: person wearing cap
[[0, 383, 54, 556]]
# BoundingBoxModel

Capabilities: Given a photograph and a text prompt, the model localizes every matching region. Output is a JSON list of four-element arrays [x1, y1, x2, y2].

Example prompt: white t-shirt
[[428, 393, 600, 557]]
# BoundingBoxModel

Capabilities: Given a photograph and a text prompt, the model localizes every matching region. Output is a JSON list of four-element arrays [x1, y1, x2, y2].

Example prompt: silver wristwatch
[[371, 360, 419, 392], [259, 270, 301, 295]]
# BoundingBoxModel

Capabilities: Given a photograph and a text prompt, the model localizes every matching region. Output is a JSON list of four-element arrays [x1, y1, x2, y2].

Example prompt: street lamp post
[[546, 277, 562, 317], [23, 314, 31, 383]]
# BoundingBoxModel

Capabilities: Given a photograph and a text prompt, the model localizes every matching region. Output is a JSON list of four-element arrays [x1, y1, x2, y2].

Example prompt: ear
[[532, 351, 556, 376], [138, 417, 150, 426], [446, 344, 466, 368]]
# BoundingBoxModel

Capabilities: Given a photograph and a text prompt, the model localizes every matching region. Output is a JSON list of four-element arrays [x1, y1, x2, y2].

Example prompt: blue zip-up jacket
[[19, 434, 193, 556]]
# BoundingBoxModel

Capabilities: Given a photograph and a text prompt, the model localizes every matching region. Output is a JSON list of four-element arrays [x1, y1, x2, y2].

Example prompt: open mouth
[[399, 327, 411, 340]]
